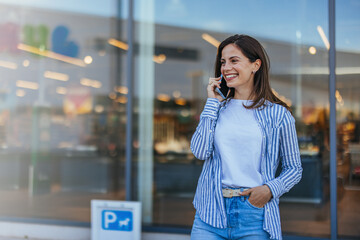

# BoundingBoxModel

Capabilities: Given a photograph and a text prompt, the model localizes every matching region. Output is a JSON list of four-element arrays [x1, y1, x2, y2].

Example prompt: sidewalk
[[0, 233, 191, 240], [0, 238, 27, 240]]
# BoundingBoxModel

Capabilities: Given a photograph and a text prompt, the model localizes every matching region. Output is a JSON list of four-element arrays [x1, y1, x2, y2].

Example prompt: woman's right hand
[[207, 76, 223, 101]]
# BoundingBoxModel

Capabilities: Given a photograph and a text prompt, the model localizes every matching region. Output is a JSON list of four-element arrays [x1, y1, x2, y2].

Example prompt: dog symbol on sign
[[102, 210, 133, 231], [119, 218, 130, 227]]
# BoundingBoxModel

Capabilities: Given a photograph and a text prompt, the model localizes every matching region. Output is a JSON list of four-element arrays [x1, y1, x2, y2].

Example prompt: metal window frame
[[328, 1, 337, 240], [125, 0, 134, 201]]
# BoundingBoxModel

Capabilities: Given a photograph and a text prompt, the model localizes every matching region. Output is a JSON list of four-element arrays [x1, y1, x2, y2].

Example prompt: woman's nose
[[222, 62, 232, 71]]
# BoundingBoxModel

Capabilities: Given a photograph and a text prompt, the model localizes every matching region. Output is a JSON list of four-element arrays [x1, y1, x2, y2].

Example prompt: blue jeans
[[191, 195, 270, 240]]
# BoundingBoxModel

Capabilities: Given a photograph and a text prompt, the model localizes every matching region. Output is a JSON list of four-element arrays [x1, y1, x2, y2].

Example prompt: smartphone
[[215, 74, 230, 99]]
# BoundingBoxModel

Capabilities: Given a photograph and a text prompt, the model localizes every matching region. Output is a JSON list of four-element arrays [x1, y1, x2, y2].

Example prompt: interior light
[[44, 71, 69, 81], [153, 54, 166, 64], [108, 38, 167, 64], [317, 26, 330, 50], [16, 80, 39, 90], [23, 60, 30, 67], [16, 89, 26, 97], [108, 92, 117, 100], [80, 78, 102, 88], [17, 43, 86, 67], [0, 60, 18, 70], [116, 96, 128, 104], [335, 90, 343, 102], [157, 93, 171, 102], [173, 90, 181, 98], [80, 78, 91, 86], [309, 46, 317, 55], [175, 98, 186, 106], [335, 90, 344, 106], [84, 56, 93, 64], [95, 105, 105, 113], [56, 87, 67, 95], [108, 38, 129, 50], [114, 86, 128, 94], [202, 33, 220, 48], [92, 81, 102, 88]]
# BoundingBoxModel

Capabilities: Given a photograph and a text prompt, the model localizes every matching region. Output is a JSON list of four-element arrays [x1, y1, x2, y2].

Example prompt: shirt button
[[209, 130, 213, 133], [263, 136, 265, 139]]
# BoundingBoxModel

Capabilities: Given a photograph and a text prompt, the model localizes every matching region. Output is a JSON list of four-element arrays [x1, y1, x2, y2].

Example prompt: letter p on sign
[[104, 211, 117, 229]]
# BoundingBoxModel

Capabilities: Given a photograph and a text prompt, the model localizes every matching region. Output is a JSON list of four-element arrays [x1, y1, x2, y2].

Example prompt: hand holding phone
[[215, 74, 230, 99]]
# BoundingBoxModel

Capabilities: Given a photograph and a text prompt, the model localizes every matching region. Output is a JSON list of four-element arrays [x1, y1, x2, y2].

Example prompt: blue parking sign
[[102, 210, 133, 231], [91, 200, 141, 240]]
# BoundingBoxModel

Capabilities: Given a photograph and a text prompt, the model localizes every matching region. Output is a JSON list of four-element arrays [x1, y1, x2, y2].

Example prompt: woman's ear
[[254, 59, 262, 72]]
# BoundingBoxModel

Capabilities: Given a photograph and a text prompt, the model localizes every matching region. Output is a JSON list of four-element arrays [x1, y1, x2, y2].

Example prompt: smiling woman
[[191, 34, 302, 240]]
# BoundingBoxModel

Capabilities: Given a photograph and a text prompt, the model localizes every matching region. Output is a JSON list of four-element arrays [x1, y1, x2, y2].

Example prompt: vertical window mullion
[[329, 0, 337, 239]]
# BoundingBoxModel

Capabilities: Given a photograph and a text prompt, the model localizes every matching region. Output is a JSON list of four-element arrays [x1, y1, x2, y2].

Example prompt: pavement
[[0, 232, 191, 240], [0, 238, 27, 240]]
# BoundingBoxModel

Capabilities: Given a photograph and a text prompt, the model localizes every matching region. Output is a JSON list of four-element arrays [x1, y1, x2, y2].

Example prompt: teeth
[[226, 74, 237, 78]]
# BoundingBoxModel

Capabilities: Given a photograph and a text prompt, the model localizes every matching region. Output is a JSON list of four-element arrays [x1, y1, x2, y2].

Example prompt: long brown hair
[[214, 34, 290, 112]]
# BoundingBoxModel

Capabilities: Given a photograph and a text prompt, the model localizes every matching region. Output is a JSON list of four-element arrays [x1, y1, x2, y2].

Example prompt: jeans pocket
[[245, 199, 264, 210]]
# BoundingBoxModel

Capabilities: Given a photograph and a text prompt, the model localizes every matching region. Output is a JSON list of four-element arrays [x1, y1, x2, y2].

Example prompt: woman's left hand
[[241, 185, 272, 208]]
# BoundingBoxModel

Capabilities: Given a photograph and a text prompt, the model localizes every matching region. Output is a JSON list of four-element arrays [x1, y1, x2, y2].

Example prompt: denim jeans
[[191, 195, 270, 240]]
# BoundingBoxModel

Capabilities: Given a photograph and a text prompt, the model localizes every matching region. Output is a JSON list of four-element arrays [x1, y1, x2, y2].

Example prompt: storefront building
[[0, 0, 359, 239]]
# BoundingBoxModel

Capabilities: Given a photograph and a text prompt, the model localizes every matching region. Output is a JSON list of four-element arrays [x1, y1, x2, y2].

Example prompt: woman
[[190, 34, 302, 240]]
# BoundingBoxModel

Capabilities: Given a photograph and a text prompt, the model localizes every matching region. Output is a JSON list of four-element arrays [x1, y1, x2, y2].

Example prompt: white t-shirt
[[214, 99, 263, 188]]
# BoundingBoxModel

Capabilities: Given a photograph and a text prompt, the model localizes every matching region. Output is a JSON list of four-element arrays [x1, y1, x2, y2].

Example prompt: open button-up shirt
[[190, 98, 302, 240]]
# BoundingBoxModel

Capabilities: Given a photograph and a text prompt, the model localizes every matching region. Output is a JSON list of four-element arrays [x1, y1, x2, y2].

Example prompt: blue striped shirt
[[190, 98, 302, 240]]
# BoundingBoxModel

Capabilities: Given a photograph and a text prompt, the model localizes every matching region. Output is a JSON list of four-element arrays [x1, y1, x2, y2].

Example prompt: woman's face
[[220, 44, 259, 94]]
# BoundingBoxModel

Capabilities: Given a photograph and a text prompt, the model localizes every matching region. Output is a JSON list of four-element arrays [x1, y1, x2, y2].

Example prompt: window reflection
[[147, 27, 333, 234], [0, 3, 126, 222], [0, 0, 359, 239], [336, 0, 360, 238], [135, 0, 339, 238]]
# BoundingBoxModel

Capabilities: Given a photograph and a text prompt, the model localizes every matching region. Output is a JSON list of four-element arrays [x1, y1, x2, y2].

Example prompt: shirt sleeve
[[190, 98, 221, 160], [265, 111, 303, 199]]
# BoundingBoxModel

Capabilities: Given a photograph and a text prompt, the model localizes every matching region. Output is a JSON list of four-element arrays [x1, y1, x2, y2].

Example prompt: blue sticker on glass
[[102, 210, 133, 231]]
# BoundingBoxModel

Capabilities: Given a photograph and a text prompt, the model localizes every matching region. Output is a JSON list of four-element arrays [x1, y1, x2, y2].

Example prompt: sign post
[[91, 200, 141, 240]]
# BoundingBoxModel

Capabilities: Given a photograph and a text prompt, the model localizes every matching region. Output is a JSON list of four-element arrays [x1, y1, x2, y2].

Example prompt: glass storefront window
[[0, 1, 127, 223], [336, 0, 360, 238], [133, 0, 338, 238], [0, 1, 359, 239]]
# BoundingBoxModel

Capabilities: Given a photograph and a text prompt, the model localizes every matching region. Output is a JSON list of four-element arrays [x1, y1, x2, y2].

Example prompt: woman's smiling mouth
[[225, 74, 238, 81]]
